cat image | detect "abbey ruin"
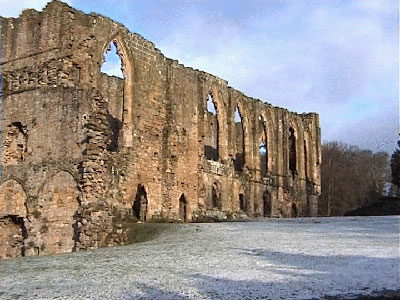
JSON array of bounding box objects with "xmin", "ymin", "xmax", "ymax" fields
[{"xmin": 0, "ymin": 1, "xmax": 321, "ymax": 259}]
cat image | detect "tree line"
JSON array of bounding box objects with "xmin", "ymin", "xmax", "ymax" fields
[
  {"xmin": 390, "ymin": 140, "xmax": 400, "ymax": 189},
  {"xmin": 318, "ymin": 141, "xmax": 390, "ymax": 216}
]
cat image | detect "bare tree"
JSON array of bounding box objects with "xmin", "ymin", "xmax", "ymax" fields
[{"xmin": 319, "ymin": 142, "xmax": 390, "ymax": 216}]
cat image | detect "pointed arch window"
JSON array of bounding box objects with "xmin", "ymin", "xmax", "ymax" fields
[
  {"xmin": 99, "ymin": 38, "xmax": 133, "ymax": 147},
  {"xmin": 304, "ymin": 140, "xmax": 308, "ymax": 181},
  {"xmin": 233, "ymin": 105, "xmax": 244, "ymax": 172},
  {"xmin": 204, "ymin": 93, "xmax": 219, "ymax": 160},
  {"xmin": 258, "ymin": 115, "xmax": 269, "ymax": 177},
  {"xmin": 259, "ymin": 141, "xmax": 267, "ymax": 176},
  {"xmin": 100, "ymin": 41, "xmax": 123, "ymax": 78},
  {"xmin": 289, "ymin": 127, "xmax": 297, "ymax": 178}
]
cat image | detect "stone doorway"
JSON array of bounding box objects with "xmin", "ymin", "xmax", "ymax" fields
[
  {"xmin": 33, "ymin": 171, "xmax": 80, "ymax": 256},
  {"xmin": 179, "ymin": 194, "xmax": 187, "ymax": 222},
  {"xmin": 291, "ymin": 203, "xmax": 298, "ymax": 218},
  {"xmin": 239, "ymin": 193, "xmax": 245, "ymax": 211},
  {"xmin": 133, "ymin": 185, "xmax": 148, "ymax": 222},
  {"xmin": 263, "ymin": 191, "xmax": 271, "ymax": 217},
  {"xmin": 212, "ymin": 183, "xmax": 221, "ymax": 209}
]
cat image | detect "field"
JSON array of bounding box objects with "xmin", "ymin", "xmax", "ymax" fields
[{"xmin": 1, "ymin": 216, "xmax": 399, "ymax": 300}]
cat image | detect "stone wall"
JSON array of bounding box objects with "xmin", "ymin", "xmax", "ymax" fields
[{"xmin": 0, "ymin": 0, "xmax": 321, "ymax": 259}]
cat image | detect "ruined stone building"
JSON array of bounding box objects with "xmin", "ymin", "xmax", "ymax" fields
[{"xmin": 0, "ymin": 1, "xmax": 321, "ymax": 259}]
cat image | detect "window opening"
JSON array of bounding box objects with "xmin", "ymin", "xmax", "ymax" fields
[
  {"xmin": 100, "ymin": 41, "xmax": 123, "ymax": 78},
  {"xmin": 304, "ymin": 142, "xmax": 308, "ymax": 181},
  {"xmin": 259, "ymin": 116, "xmax": 269, "ymax": 176},
  {"xmin": 259, "ymin": 141, "xmax": 267, "ymax": 177},
  {"xmin": 234, "ymin": 106, "xmax": 244, "ymax": 172},
  {"xmin": 289, "ymin": 127, "xmax": 296, "ymax": 179},
  {"xmin": 204, "ymin": 93, "xmax": 219, "ymax": 160},
  {"xmin": 206, "ymin": 94, "xmax": 216, "ymax": 115}
]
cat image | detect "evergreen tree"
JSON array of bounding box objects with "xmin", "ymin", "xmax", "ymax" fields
[{"xmin": 390, "ymin": 139, "xmax": 400, "ymax": 187}]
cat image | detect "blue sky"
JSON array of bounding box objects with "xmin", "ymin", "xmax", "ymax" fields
[{"xmin": 1, "ymin": 0, "xmax": 398, "ymax": 154}]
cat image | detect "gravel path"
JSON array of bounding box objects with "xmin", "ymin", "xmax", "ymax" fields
[{"xmin": 1, "ymin": 216, "xmax": 399, "ymax": 300}]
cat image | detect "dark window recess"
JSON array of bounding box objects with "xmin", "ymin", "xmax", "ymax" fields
[
  {"xmin": 263, "ymin": 191, "xmax": 271, "ymax": 217},
  {"xmin": 289, "ymin": 127, "xmax": 296, "ymax": 178},
  {"xmin": 234, "ymin": 153, "xmax": 244, "ymax": 172},
  {"xmin": 304, "ymin": 142, "xmax": 308, "ymax": 181},
  {"xmin": 204, "ymin": 145, "xmax": 218, "ymax": 161},
  {"xmin": 239, "ymin": 193, "xmax": 245, "ymax": 211},
  {"xmin": 179, "ymin": 194, "xmax": 187, "ymax": 222},
  {"xmin": 291, "ymin": 203, "xmax": 298, "ymax": 218}
]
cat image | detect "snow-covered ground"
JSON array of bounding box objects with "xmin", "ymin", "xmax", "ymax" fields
[{"xmin": 1, "ymin": 216, "xmax": 399, "ymax": 300}]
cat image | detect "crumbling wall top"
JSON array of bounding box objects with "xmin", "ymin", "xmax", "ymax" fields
[{"xmin": 1, "ymin": 0, "xmax": 319, "ymax": 119}]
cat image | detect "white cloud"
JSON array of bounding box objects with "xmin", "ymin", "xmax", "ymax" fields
[
  {"xmin": 101, "ymin": 61, "xmax": 123, "ymax": 78},
  {"xmin": 0, "ymin": 0, "xmax": 71, "ymax": 17},
  {"xmin": 1, "ymin": 0, "xmax": 396, "ymax": 153},
  {"xmin": 324, "ymin": 104, "xmax": 398, "ymax": 154},
  {"xmin": 154, "ymin": 0, "xmax": 397, "ymax": 152}
]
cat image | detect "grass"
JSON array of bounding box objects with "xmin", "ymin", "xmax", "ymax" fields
[{"xmin": 118, "ymin": 215, "xmax": 178, "ymax": 244}]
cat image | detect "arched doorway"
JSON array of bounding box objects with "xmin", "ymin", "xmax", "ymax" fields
[
  {"xmin": 239, "ymin": 193, "xmax": 245, "ymax": 211},
  {"xmin": 211, "ymin": 183, "xmax": 221, "ymax": 209},
  {"xmin": 133, "ymin": 185, "xmax": 147, "ymax": 222},
  {"xmin": 291, "ymin": 203, "xmax": 298, "ymax": 218},
  {"xmin": 179, "ymin": 194, "xmax": 187, "ymax": 222},
  {"xmin": 263, "ymin": 191, "xmax": 271, "ymax": 217},
  {"xmin": 238, "ymin": 186, "xmax": 246, "ymax": 212},
  {"xmin": 35, "ymin": 171, "xmax": 80, "ymax": 255}
]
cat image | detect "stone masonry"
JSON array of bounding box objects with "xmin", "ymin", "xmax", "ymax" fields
[{"xmin": 0, "ymin": 1, "xmax": 321, "ymax": 258}]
